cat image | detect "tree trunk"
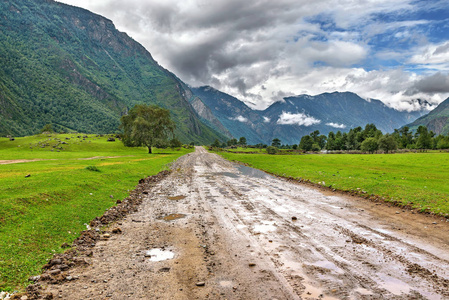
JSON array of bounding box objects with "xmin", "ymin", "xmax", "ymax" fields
[{"xmin": 148, "ymin": 146, "xmax": 152, "ymax": 154}]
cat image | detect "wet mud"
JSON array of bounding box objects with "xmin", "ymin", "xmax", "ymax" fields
[{"xmin": 29, "ymin": 147, "xmax": 449, "ymax": 299}]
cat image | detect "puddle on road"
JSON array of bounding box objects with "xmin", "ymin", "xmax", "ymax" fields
[
  {"xmin": 168, "ymin": 195, "xmax": 186, "ymax": 201},
  {"xmin": 354, "ymin": 288, "xmax": 373, "ymax": 296},
  {"xmin": 307, "ymin": 260, "xmax": 344, "ymax": 274},
  {"xmin": 253, "ymin": 221, "xmax": 277, "ymax": 234},
  {"xmin": 145, "ymin": 248, "xmax": 175, "ymax": 262},
  {"xmin": 237, "ymin": 164, "xmax": 274, "ymax": 179},
  {"xmin": 212, "ymin": 165, "xmax": 274, "ymax": 180},
  {"xmin": 377, "ymin": 273, "xmax": 411, "ymax": 295},
  {"xmin": 215, "ymin": 172, "xmax": 239, "ymax": 178},
  {"xmin": 161, "ymin": 214, "xmax": 186, "ymax": 221}
]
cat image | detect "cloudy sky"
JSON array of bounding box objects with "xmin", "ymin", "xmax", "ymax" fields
[{"xmin": 57, "ymin": 0, "xmax": 449, "ymax": 111}]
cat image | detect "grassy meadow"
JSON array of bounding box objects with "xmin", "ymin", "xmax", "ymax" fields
[
  {"xmin": 0, "ymin": 134, "xmax": 192, "ymax": 291},
  {"xmin": 215, "ymin": 148, "xmax": 449, "ymax": 216}
]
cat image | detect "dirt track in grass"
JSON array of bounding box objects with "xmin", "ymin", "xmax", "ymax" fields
[{"xmin": 37, "ymin": 146, "xmax": 449, "ymax": 299}]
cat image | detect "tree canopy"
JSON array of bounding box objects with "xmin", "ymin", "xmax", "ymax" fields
[{"xmin": 120, "ymin": 104, "xmax": 175, "ymax": 153}]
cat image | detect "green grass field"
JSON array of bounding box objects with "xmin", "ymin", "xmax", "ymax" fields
[
  {"xmin": 215, "ymin": 149, "xmax": 449, "ymax": 216},
  {"xmin": 0, "ymin": 134, "xmax": 192, "ymax": 291}
]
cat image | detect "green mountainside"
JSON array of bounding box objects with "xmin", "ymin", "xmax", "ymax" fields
[
  {"xmin": 0, "ymin": 0, "xmax": 223, "ymax": 143},
  {"xmin": 406, "ymin": 97, "xmax": 449, "ymax": 135}
]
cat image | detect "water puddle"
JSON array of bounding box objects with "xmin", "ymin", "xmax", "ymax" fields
[
  {"xmin": 253, "ymin": 221, "xmax": 277, "ymax": 233},
  {"xmin": 161, "ymin": 214, "xmax": 186, "ymax": 221},
  {"xmin": 168, "ymin": 195, "xmax": 186, "ymax": 200},
  {"xmin": 308, "ymin": 260, "xmax": 344, "ymax": 274},
  {"xmin": 215, "ymin": 172, "xmax": 239, "ymax": 178},
  {"xmin": 377, "ymin": 273, "xmax": 411, "ymax": 295},
  {"xmin": 354, "ymin": 288, "xmax": 373, "ymax": 296},
  {"xmin": 237, "ymin": 164, "xmax": 274, "ymax": 179},
  {"xmin": 145, "ymin": 248, "xmax": 175, "ymax": 262}
]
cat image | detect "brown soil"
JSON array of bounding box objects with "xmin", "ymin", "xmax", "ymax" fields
[{"xmin": 19, "ymin": 147, "xmax": 449, "ymax": 299}]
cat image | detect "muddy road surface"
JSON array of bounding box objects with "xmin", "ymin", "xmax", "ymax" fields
[{"xmin": 44, "ymin": 147, "xmax": 449, "ymax": 299}]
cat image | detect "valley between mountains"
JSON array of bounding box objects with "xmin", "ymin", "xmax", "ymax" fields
[{"xmin": 37, "ymin": 147, "xmax": 449, "ymax": 299}]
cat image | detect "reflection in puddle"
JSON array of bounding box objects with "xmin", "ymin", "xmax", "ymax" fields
[
  {"xmin": 145, "ymin": 248, "xmax": 175, "ymax": 262},
  {"xmin": 237, "ymin": 165, "xmax": 274, "ymax": 179},
  {"xmin": 214, "ymin": 172, "xmax": 239, "ymax": 178},
  {"xmin": 161, "ymin": 214, "xmax": 186, "ymax": 221},
  {"xmin": 354, "ymin": 288, "xmax": 373, "ymax": 296},
  {"xmin": 308, "ymin": 260, "xmax": 344, "ymax": 274},
  {"xmin": 377, "ymin": 273, "xmax": 411, "ymax": 295},
  {"xmin": 253, "ymin": 221, "xmax": 277, "ymax": 233}
]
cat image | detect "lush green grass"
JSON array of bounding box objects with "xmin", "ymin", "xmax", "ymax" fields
[
  {"xmin": 215, "ymin": 150, "xmax": 449, "ymax": 216},
  {"xmin": 0, "ymin": 134, "xmax": 192, "ymax": 291}
]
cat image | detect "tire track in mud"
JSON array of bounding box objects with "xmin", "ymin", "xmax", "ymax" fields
[{"xmin": 189, "ymin": 147, "xmax": 449, "ymax": 299}]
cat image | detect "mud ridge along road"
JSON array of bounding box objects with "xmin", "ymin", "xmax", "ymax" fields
[{"xmin": 43, "ymin": 147, "xmax": 449, "ymax": 299}]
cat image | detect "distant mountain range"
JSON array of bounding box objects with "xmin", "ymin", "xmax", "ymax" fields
[
  {"xmin": 406, "ymin": 97, "xmax": 449, "ymax": 135},
  {"xmin": 191, "ymin": 86, "xmax": 430, "ymax": 145},
  {"xmin": 0, "ymin": 0, "xmax": 224, "ymax": 143}
]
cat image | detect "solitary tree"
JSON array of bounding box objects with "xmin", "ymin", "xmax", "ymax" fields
[
  {"xmin": 120, "ymin": 104, "xmax": 175, "ymax": 154},
  {"xmin": 239, "ymin": 136, "xmax": 247, "ymax": 146},
  {"xmin": 40, "ymin": 123, "xmax": 53, "ymax": 133},
  {"xmin": 271, "ymin": 138, "xmax": 281, "ymax": 147}
]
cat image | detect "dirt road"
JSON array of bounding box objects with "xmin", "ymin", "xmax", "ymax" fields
[{"xmin": 44, "ymin": 147, "xmax": 449, "ymax": 299}]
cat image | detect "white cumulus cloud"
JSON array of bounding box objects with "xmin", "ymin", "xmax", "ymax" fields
[
  {"xmin": 263, "ymin": 116, "xmax": 271, "ymax": 123},
  {"xmin": 229, "ymin": 115, "xmax": 248, "ymax": 122},
  {"xmin": 326, "ymin": 122, "xmax": 346, "ymax": 129},
  {"xmin": 277, "ymin": 112, "xmax": 321, "ymax": 126}
]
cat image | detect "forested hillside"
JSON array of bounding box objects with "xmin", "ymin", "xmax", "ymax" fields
[{"xmin": 0, "ymin": 0, "xmax": 222, "ymax": 143}]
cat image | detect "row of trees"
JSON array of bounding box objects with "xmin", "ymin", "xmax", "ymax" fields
[
  {"xmin": 297, "ymin": 124, "xmax": 448, "ymax": 152},
  {"xmin": 212, "ymin": 124, "xmax": 449, "ymax": 154}
]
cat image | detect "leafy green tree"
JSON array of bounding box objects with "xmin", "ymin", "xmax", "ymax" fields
[
  {"xmin": 211, "ymin": 139, "xmax": 221, "ymax": 147},
  {"xmin": 326, "ymin": 131, "xmax": 336, "ymax": 150},
  {"xmin": 227, "ymin": 138, "xmax": 238, "ymax": 146},
  {"xmin": 271, "ymin": 138, "xmax": 281, "ymax": 147},
  {"xmin": 40, "ymin": 123, "xmax": 53, "ymax": 133},
  {"xmin": 239, "ymin": 136, "xmax": 247, "ymax": 146},
  {"xmin": 120, "ymin": 104, "xmax": 175, "ymax": 154},
  {"xmin": 415, "ymin": 126, "xmax": 432, "ymax": 151},
  {"xmin": 266, "ymin": 146, "xmax": 278, "ymax": 154},
  {"xmin": 436, "ymin": 136, "xmax": 449, "ymax": 149},
  {"xmin": 299, "ymin": 135, "xmax": 313, "ymax": 151},
  {"xmin": 378, "ymin": 134, "xmax": 397, "ymax": 154},
  {"xmin": 170, "ymin": 138, "xmax": 182, "ymax": 149},
  {"xmin": 310, "ymin": 130, "xmax": 320, "ymax": 142},
  {"xmin": 361, "ymin": 137, "xmax": 378, "ymax": 154},
  {"xmin": 311, "ymin": 143, "xmax": 321, "ymax": 151},
  {"xmin": 362, "ymin": 123, "xmax": 379, "ymax": 139},
  {"xmin": 317, "ymin": 135, "xmax": 327, "ymax": 149}
]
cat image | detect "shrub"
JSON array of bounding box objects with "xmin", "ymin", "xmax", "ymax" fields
[
  {"xmin": 266, "ymin": 146, "xmax": 278, "ymax": 154},
  {"xmin": 85, "ymin": 165, "xmax": 100, "ymax": 172}
]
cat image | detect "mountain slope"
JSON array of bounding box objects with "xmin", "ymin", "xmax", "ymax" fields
[
  {"xmin": 406, "ymin": 97, "xmax": 449, "ymax": 135},
  {"xmin": 0, "ymin": 0, "xmax": 223, "ymax": 143},
  {"xmin": 191, "ymin": 86, "xmax": 268, "ymax": 144},
  {"xmin": 192, "ymin": 88, "xmax": 428, "ymax": 145}
]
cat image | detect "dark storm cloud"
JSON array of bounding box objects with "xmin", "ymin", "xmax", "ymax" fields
[{"xmin": 406, "ymin": 73, "xmax": 449, "ymax": 95}]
